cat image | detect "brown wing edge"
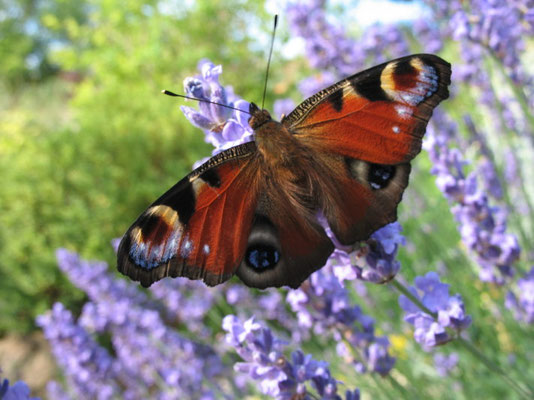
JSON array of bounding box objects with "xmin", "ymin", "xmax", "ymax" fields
[{"xmin": 117, "ymin": 236, "xmax": 234, "ymax": 287}]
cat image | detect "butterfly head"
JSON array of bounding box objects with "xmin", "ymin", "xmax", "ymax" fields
[{"xmin": 248, "ymin": 102, "xmax": 272, "ymax": 130}]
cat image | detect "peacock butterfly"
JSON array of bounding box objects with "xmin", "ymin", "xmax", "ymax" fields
[{"xmin": 117, "ymin": 53, "xmax": 451, "ymax": 289}]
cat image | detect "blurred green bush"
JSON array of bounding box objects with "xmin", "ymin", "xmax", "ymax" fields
[{"xmin": 0, "ymin": 0, "xmax": 274, "ymax": 334}]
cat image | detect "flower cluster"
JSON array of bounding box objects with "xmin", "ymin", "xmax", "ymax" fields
[
  {"xmin": 433, "ymin": 352, "xmax": 459, "ymax": 377},
  {"xmin": 0, "ymin": 376, "xmax": 39, "ymax": 400},
  {"xmin": 37, "ymin": 303, "xmax": 123, "ymax": 400},
  {"xmin": 286, "ymin": 0, "xmax": 409, "ymax": 78},
  {"xmin": 149, "ymin": 278, "xmax": 220, "ymax": 337},
  {"xmin": 399, "ymin": 272, "xmax": 472, "ymax": 349},
  {"xmin": 448, "ymin": 0, "xmax": 532, "ymax": 87},
  {"xmin": 505, "ymin": 267, "xmax": 534, "ymax": 324},
  {"xmin": 222, "ymin": 315, "xmax": 360, "ymax": 400},
  {"xmin": 287, "ymin": 267, "xmax": 395, "ymax": 376},
  {"xmin": 180, "ymin": 60, "xmax": 253, "ymax": 158},
  {"xmin": 425, "ymin": 112, "xmax": 520, "ymax": 284},
  {"xmin": 334, "ymin": 223, "xmax": 405, "ymax": 285},
  {"xmin": 40, "ymin": 249, "xmax": 224, "ymax": 399}
]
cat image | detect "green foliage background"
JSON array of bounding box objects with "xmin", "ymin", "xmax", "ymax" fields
[{"xmin": 0, "ymin": 0, "xmax": 277, "ymax": 334}]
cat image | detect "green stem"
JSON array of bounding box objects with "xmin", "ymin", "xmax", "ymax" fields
[
  {"xmin": 385, "ymin": 374, "xmax": 415, "ymax": 400},
  {"xmin": 481, "ymin": 58, "xmax": 534, "ymax": 246},
  {"xmin": 390, "ymin": 279, "xmax": 436, "ymax": 317},
  {"xmin": 456, "ymin": 337, "xmax": 533, "ymax": 400},
  {"xmin": 369, "ymin": 372, "xmax": 397, "ymax": 400},
  {"xmin": 487, "ymin": 51, "xmax": 534, "ymax": 134},
  {"xmin": 392, "ymin": 278, "xmax": 533, "ymax": 399}
]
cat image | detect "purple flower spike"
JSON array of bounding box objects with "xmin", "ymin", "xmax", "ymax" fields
[
  {"xmin": 287, "ymin": 0, "xmax": 410, "ymax": 84},
  {"xmin": 52, "ymin": 249, "xmax": 224, "ymax": 399},
  {"xmin": 222, "ymin": 315, "xmax": 361, "ymax": 399},
  {"xmin": 0, "ymin": 377, "xmax": 40, "ymax": 400},
  {"xmin": 36, "ymin": 303, "xmax": 121, "ymax": 400},
  {"xmin": 326, "ymin": 222, "xmax": 405, "ymax": 285},
  {"xmin": 45, "ymin": 381, "xmax": 71, "ymax": 400},
  {"xmin": 287, "ymin": 267, "xmax": 395, "ymax": 376},
  {"xmin": 399, "ymin": 272, "xmax": 472, "ymax": 349},
  {"xmin": 426, "ymin": 111, "xmax": 520, "ymax": 284},
  {"xmin": 180, "ymin": 59, "xmax": 253, "ymax": 155},
  {"xmin": 506, "ymin": 266, "xmax": 534, "ymax": 324}
]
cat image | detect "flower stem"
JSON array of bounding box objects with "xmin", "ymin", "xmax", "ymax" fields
[
  {"xmin": 456, "ymin": 336, "xmax": 533, "ymax": 399},
  {"xmin": 390, "ymin": 279, "xmax": 436, "ymax": 317},
  {"xmin": 488, "ymin": 51, "xmax": 534, "ymax": 134}
]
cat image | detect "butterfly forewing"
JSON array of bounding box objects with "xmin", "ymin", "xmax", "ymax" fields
[
  {"xmin": 117, "ymin": 142, "xmax": 260, "ymax": 287},
  {"xmin": 283, "ymin": 54, "xmax": 451, "ymax": 165}
]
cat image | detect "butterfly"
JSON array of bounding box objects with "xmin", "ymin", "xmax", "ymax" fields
[{"xmin": 117, "ymin": 54, "xmax": 451, "ymax": 289}]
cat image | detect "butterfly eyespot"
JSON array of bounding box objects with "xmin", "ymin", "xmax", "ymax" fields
[
  {"xmin": 368, "ymin": 164, "xmax": 396, "ymax": 190},
  {"xmin": 245, "ymin": 244, "xmax": 280, "ymax": 271}
]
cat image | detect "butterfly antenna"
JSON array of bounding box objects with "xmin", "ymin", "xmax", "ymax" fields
[
  {"xmin": 162, "ymin": 90, "xmax": 251, "ymax": 115},
  {"xmin": 261, "ymin": 14, "xmax": 278, "ymax": 110}
]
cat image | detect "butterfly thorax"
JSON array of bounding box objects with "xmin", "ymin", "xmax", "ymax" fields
[
  {"xmin": 248, "ymin": 103, "xmax": 326, "ymax": 230},
  {"xmin": 249, "ymin": 103, "xmax": 300, "ymax": 165}
]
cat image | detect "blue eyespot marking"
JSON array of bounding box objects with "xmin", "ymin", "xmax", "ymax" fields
[{"xmin": 246, "ymin": 245, "xmax": 280, "ymax": 271}]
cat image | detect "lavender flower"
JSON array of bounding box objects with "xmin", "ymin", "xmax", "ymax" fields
[
  {"xmin": 286, "ymin": 267, "xmax": 395, "ymax": 376},
  {"xmin": 399, "ymin": 272, "xmax": 472, "ymax": 349},
  {"xmin": 447, "ymin": 0, "xmax": 532, "ymax": 85},
  {"xmin": 273, "ymin": 98, "xmax": 296, "ymax": 120},
  {"xmin": 425, "ymin": 111, "xmax": 520, "ymax": 284},
  {"xmin": 425, "ymin": 0, "xmax": 533, "ymax": 137},
  {"xmin": 287, "ymin": 0, "xmax": 411, "ymax": 81},
  {"xmin": 149, "ymin": 278, "xmax": 220, "ymax": 337},
  {"xmin": 222, "ymin": 315, "xmax": 360, "ymax": 399},
  {"xmin": 505, "ymin": 266, "xmax": 534, "ymax": 324},
  {"xmin": 180, "ymin": 60, "xmax": 253, "ymax": 157},
  {"xmin": 44, "ymin": 382, "xmax": 71, "ymax": 400},
  {"xmin": 36, "ymin": 303, "xmax": 122, "ymax": 400},
  {"xmin": 319, "ymin": 210, "xmax": 404, "ymax": 285},
  {"xmin": 0, "ymin": 377, "xmax": 39, "ymax": 400},
  {"xmin": 49, "ymin": 249, "xmax": 225, "ymax": 399},
  {"xmin": 433, "ymin": 352, "xmax": 459, "ymax": 377}
]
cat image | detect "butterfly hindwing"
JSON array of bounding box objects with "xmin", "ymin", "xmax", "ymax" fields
[
  {"xmin": 117, "ymin": 142, "xmax": 260, "ymax": 287},
  {"xmin": 322, "ymin": 155, "xmax": 412, "ymax": 245},
  {"xmin": 283, "ymin": 54, "xmax": 451, "ymax": 165},
  {"xmin": 236, "ymin": 192, "xmax": 334, "ymax": 289}
]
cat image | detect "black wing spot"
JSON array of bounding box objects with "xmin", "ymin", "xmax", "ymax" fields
[
  {"xmin": 164, "ymin": 180, "xmax": 196, "ymax": 225},
  {"xmin": 200, "ymin": 169, "xmax": 221, "ymax": 188},
  {"xmin": 351, "ymin": 64, "xmax": 389, "ymax": 102},
  {"xmin": 394, "ymin": 59, "xmax": 417, "ymax": 76},
  {"xmin": 328, "ymin": 89, "xmax": 344, "ymax": 112},
  {"xmin": 369, "ymin": 164, "xmax": 396, "ymax": 190}
]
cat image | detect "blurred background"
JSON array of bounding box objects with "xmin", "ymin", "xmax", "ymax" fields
[{"xmin": 1, "ymin": 0, "xmax": 533, "ymax": 399}]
